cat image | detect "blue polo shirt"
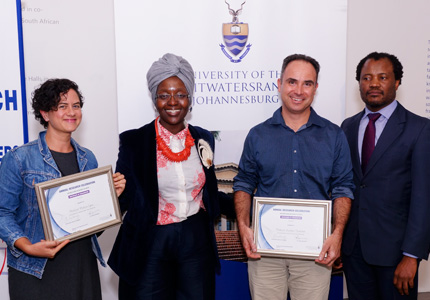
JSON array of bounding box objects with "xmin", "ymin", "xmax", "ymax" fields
[{"xmin": 233, "ymin": 107, "xmax": 354, "ymax": 201}]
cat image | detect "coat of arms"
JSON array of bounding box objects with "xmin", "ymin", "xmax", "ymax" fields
[{"xmin": 220, "ymin": 1, "xmax": 251, "ymax": 63}]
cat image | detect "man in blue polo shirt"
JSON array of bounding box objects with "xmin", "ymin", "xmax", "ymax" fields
[{"xmin": 233, "ymin": 54, "xmax": 354, "ymax": 300}]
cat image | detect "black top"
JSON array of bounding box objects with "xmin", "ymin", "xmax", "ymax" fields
[{"xmin": 50, "ymin": 149, "xmax": 79, "ymax": 175}]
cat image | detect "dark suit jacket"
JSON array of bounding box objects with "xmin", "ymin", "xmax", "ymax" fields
[
  {"xmin": 341, "ymin": 103, "xmax": 430, "ymax": 266},
  {"xmin": 108, "ymin": 121, "xmax": 223, "ymax": 284}
]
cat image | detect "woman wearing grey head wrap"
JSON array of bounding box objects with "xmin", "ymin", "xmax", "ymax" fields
[
  {"xmin": 109, "ymin": 53, "xmax": 234, "ymax": 300},
  {"xmin": 147, "ymin": 53, "xmax": 195, "ymax": 107}
]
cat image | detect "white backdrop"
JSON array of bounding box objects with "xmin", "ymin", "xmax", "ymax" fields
[{"xmin": 115, "ymin": 0, "xmax": 348, "ymax": 165}]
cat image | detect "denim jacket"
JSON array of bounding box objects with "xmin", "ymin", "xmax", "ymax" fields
[{"xmin": 0, "ymin": 131, "xmax": 105, "ymax": 279}]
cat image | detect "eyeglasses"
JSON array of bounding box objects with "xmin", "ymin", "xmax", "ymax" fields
[
  {"xmin": 56, "ymin": 103, "xmax": 82, "ymax": 110},
  {"xmin": 156, "ymin": 94, "xmax": 190, "ymax": 101}
]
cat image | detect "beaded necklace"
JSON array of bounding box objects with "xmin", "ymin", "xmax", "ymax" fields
[{"xmin": 155, "ymin": 117, "xmax": 195, "ymax": 162}]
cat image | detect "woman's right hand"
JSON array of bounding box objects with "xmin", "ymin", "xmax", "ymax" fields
[
  {"xmin": 112, "ymin": 172, "xmax": 126, "ymax": 197},
  {"xmin": 14, "ymin": 237, "xmax": 70, "ymax": 259}
]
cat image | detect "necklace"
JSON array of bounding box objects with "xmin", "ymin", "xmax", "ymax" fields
[{"xmin": 155, "ymin": 117, "xmax": 195, "ymax": 162}]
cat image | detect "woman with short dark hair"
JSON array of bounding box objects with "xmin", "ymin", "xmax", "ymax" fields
[{"xmin": 0, "ymin": 78, "xmax": 125, "ymax": 300}]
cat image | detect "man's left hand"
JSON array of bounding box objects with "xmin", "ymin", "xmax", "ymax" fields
[
  {"xmin": 393, "ymin": 256, "xmax": 417, "ymax": 296},
  {"xmin": 315, "ymin": 232, "xmax": 341, "ymax": 266}
]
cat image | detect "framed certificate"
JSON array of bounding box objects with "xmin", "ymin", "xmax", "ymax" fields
[
  {"xmin": 35, "ymin": 165, "xmax": 122, "ymax": 242},
  {"xmin": 252, "ymin": 197, "xmax": 332, "ymax": 259}
]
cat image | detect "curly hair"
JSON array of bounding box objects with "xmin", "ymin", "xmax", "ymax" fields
[
  {"xmin": 32, "ymin": 79, "xmax": 84, "ymax": 128},
  {"xmin": 355, "ymin": 52, "xmax": 403, "ymax": 85},
  {"xmin": 281, "ymin": 54, "xmax": 320, "ymax": 82}
]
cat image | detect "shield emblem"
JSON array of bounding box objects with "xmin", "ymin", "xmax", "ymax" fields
[{"xmin": 222, "ymin": 23, "xmax": 249, "ymax": 57}]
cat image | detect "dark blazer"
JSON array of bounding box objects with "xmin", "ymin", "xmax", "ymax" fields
[
  {"xmin": 341, "ymin": 103, "xmax": 430, "ymax": 266},
  {"xmin": 108, "ymin": 121, "xmax": 222, "ymax": 285}
]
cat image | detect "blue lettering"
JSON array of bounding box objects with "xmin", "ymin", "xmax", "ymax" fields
[
  {"xmin": 230, "ymin": 96, "xmax": 238, "ymax": 104},
  {"xmin": 239, "ymin": 95, "xmax": 249, "ymax": 104},
  {"xmin": 233, "ymin": 83, "xmax": 240, "ymax": 92},
  {"xmin": 0, "ymin": 90, "xmax": 18, "ymax": 110},
  {"xmin": 0, "ymin": 145, "xmax": 18, "ymax": 161},
  {"xmin": 206, "ymin": 83, "xmax": 218, "ymax": 92},
  {"xmin": 192, "ymin": 94, "xmax": 278, "ymax": 105}
]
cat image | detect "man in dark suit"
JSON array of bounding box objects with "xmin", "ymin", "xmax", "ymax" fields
[{"xmin": 341, "ymin": 51, "xmax": 430, "ymax": 300}]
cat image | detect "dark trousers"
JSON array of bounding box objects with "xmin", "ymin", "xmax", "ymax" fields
[
  {"xmin": 119, "ymin": 210, "xmax": 215, "ymax": 300},
  {"xmin": 343, "ymin": 237, "xmax": 419, "ymax": 300}
]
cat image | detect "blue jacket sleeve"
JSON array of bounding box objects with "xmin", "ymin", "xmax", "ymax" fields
[
  {"xmin": 401, "ymin": 121, "xmax": 430, "ymax": 258},
  {"xmin": 0, "ymin": 151, "xmax": 26, "ymax": 257}
]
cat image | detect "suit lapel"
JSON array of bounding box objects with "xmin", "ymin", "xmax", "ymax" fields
[
  {"xmin": 141, "ymin": 121, "xmax": 159, "ymax": 219},
  {"xmin": 364, "ymin": 104, "xmax": 406, "ymax": 176}
]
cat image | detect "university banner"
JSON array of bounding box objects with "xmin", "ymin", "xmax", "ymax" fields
[
  {"xmin": 0, "ymin": 0, "xmax": 27, "ymax": 295},
  {"xmin": 0, "ymin": 0, "xmax": 27, "ymax": 162},
  {"xmin": 115, "ymin": 0, "xmax": 348, "ymax": 165}
]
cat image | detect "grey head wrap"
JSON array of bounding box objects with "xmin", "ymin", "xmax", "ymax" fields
[{"xmin": 146, "ymin": 53, "xmax": 195, "ymax": 105}]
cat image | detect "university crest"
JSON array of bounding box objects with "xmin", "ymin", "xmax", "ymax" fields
[{"xmin": 220, "ymin": 1, "xmax": 252, "ymax": 63}]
